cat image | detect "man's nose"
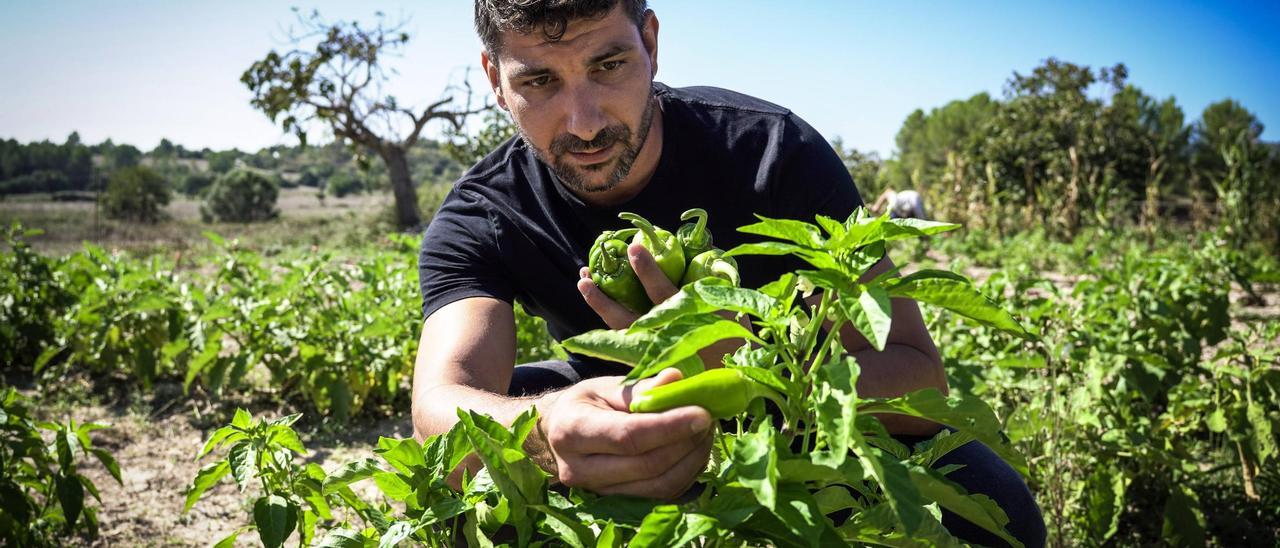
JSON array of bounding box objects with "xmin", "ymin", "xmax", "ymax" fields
[{"xmin": 563, "ymin": 84, "xmax": 608, "ymax": 143}]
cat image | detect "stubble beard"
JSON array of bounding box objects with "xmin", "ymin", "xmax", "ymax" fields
[{"xmin": 521, "ymin": 86, "xmax": 656, "ymax": 195}]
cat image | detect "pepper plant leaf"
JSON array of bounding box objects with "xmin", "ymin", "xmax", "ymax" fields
[
  {"xmin": 908, "ymin": 466, "xmax": 1022, "ymax": 548},
  {"xmin": 738, "ymin": 216, "xmax": 826, "ymax": 248},
  {"xmin": 561, "ymin": 329, "xmax": 657, "ymax": 367},
  {"xmin": 886, "ymin": 272, "xmax": 1030, "ymax": 338},
  {"xmin": 858, "ymin": 388, "xmax": 1028, "ymax": 474}
]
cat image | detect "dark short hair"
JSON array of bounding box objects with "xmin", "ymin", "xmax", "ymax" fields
[{"xmin": 475, "ymin": 0, "xmax": 648, "ymax": 60}]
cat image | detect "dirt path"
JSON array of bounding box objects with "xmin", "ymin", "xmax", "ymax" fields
[{"xmin": 51, "ymin": 391, "xmax": 414, "ymax": 547}]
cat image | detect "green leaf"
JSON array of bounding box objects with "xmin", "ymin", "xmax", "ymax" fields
[
  {"xmin": 910, "ymin": 429, "xmax": 976, "ymax": 469},
  {"xmin": 561, "ymin": 329, "xmax": 657, "ymax": 367},
  {"xmin": 723, "ymin": 241, "xmax": 809, "ymax": 259},
  {"xmin": 641, "ymin": 318, "xmax": 755, "ymax": 373},
  {"xmin": 812, "ymin": 355, "xmax": 860, "ymax": 469},
  {"xmin": 379, "ymin": 520, "xmax": 422, "ymax": 548},
  {"xmin": 849, "ymin": 286, "xmax": 892, "ymax": 351},
  {"xmin": 858, "ymin": 389, "xmax": 1028, "ymax": 475},
  {"xmin": 855, "ymin": 442, "xmax": 929, "ymax": 535},
  {"xmin": 254, "ymin": 495, "xmax": 296, "ymax": 548},
  {"xmin": 737, "ymin": 216, "xmax": 826, "ymax": 247},
  {"xmin": 695, "ymin": 283, "xmax": 780, "ymax": 320},
  {"xmin": 184, "ymin": 460, "xmax": 230, "ymax": 512},
  {"xmin": 1162, "ymin": 484, "xmax": 1206, "ymax": 547},
  {"xmin": 373, "ymin": 472, "xmax": 412, "ymax": 502},
  {"xmin": 313, "ymin": 527, "xmax": 365, "ymax": 548},
  {"xmin": 267, "ymin": 425, "xmax": 306, "ymax": 454},
  {"xmin": 376, "ymin": 437, "xmax": 427, "ymax": 476},
  {"xmin": 1082, "ymin": 465, "xmax": 1126, "ymax": 544},
  {"xmin": 1248, "ymin": 402, "xmax": 1275, "ymax": 464},
  {"xmin": 886, "ymin": 274, "xmax": 1030, "ymax": 338},
  {"xmin": 909, "ymin": 466, "xmax": 1022, "ymax": 548},
  {"xmin": 57, "ymin": 473, "xmax": 85, "ymax": 531},
  {"xmin": 197, "ymin": 425, "xmax": 242, "ymax": 460},
  {"xmin": 631, "ymin": 283, "xmax": 718, "ymax": 331},
  {"xmin": 734, "ymin": 423, "xmax": 780, "ymax": 511},
  {"xmin": 596, "ymin": 521, "xmax": 621, "ymax": 548},
  {"xmin": 880, "ymin": 218, "xmax": 962, "ymax": 240},
  {"xmin": 212, "ymin": 526, "xmax": 252, "ymax": 548},
  {"xmin": 91, "ymin": 448, "xmax": 123, "ymax": 485},
  {"xmin": 228, "ymin": 441, "xmax": 257, "ymax": 491},
  {"xmin": 323, "ymin": 458, "xmax": 382, "ymax": 495},
  {"xmin": 630, "ymin": 505, "xmax": 681, "ymax": 548},
  {"xmin": 231, "ymin": 408, "xmax": 253, "ymax": 429}
]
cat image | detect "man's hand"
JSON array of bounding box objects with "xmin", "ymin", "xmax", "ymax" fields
[
  {"xmin": 578, "ymin": 243, "xmax": 677, "ymax": 329},
  {"xmin": 540, "ymin": 368, "xmax": 714, "ymax": 499}
]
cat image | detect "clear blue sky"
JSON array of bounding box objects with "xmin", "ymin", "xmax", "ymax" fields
[{"xmin": 2, "ymin": 0, "xmax": 1277, "ymax": 157}]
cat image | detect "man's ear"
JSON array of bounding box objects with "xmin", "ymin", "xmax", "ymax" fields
[
  {"xmin": 481, "ymin": 50, "xmax": 507, "ymax": 110},
  {"xmin": 641, "ymin": 9, "xmax": 659, "ymax": 77}
]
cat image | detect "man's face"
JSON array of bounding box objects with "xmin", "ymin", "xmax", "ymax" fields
[{"xmin": 483, "ymin": 5, "xmax": 659, "ymax": 195}]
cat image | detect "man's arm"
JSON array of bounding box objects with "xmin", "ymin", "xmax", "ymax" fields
[
  {"xmin": 813, "ymin": 255, "xmax": 947, "ymax": 436},
  {"xmin": 410, "ymin": 296, "xmax": 714, "ymax": 499}
]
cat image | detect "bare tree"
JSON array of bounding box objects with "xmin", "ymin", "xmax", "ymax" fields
[{"xmin": 241, "ymin": 9, "xmax": 484, "ymax": 229}]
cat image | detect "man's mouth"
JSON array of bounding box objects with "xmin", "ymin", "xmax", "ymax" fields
[{"xmin": 567, "ymin": 142, "xmax": 615, "ymax": 165}]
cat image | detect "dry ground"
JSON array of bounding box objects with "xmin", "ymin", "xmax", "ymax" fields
[
  {"xmin": 39, "ymin": 384, "xmax": 414, "ymax": 547},
  {"xmin": 0, "ymin": 188, "xmax": 395, "ymax": 255}
]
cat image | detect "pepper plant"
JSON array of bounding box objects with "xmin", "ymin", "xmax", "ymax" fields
[
  {"xmin": 0, "ymin": 388, "xmax": 122, "ymax": 546},
  {"xmin": 560, "ymin": 207, "xmax": 1036, "ymax": 545}
]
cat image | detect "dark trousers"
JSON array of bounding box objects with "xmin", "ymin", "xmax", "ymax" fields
[{"xmin": 508, "ymin": 360, "xmax": 1047, "ymax": 548}]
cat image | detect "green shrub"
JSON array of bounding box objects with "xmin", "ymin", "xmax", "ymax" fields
[
  {"xmin": 178, "ymin": 171, "xmax": 215, "ymax": 196},
  {"xmin": 201, "ymin": 169, "xmax": 279, "ymax": 223},
  {"xmin": 323, "ymin": 171, "xmax": 363, "ymax": 198},
  {"xmin": 101, "ymin": 165, "xmax": 170, "ymax": 223}
]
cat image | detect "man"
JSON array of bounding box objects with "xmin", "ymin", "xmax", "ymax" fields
[
  {"xmin": 872, "ymin": 187, "xmax": 930, "ymax": 219},
  {"xmin": 414, "ymin": 1, "xmax": 1043, "ymax": 545}
]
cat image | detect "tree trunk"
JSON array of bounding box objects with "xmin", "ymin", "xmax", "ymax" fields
[{"xmin": 380, "ymin": 145, "xmax": 422, "ymax": 229}]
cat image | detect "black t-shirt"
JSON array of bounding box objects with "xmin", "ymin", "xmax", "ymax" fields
[{"xmin": 418, "ymin": 82, "xmax": 863, "ymax": 364}]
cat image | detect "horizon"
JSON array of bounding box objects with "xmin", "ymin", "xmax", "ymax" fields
[{"xmin": 2, "ymin": 1, "xmax": 1278, "ymax": 158}]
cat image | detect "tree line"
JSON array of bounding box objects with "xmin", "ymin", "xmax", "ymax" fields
[{"xmin": 837, "ymin": 58, "xmax": 1280, "ymax": 250}]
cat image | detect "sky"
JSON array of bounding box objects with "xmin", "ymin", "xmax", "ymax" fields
[{"xmin": 1, "ymin": 0, "xmax": 1278, "ymax": 157}]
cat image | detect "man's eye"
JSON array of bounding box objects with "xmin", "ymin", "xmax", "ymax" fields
[
  {"xmin": 600, "ymin": 60, "xmax": 625, "ymax": 71},
  {"xmin": 525, "ymin": 75, "xmax": 552, "ymax": 88}
]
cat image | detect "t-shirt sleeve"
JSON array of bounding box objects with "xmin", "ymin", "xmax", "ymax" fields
[
  {"xmin": 771, "ymin": 113, "xmax": 864, "ymax": 223},
  {"xmin": 418, "ymin": 188, "xmax": 515, "ymax": 320}
]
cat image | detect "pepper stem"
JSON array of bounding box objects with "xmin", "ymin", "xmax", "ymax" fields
[
  {"xmin": 619, "ymin": 212, "xmax": 669, "ymax": 254},
  {"xmin": 679, "ymin": 208, "xmax": 711, "ymax": 251}
]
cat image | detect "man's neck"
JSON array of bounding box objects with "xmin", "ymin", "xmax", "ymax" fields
[{"xmin": 573, "ymin": 98, "xmax": 664, "ymax": 208}]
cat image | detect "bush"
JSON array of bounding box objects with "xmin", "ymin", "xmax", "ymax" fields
[
  {"xmin": 101, "ymin": 165, "xmax": 170, "ymax": 223},
  {"xmin": 201, "ymin": 169, "xmax": 279, "ymax": 222},
  {"xmin": 324, "ymin": 171, "xmax": 363, "ymax": 197},
  {"xmin": 178, "ymin": 171, "xmax": 215, "ymax": 196}
]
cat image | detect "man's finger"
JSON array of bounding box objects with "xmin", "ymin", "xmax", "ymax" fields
[
  {"xmin": 558, "ymin": 403, "xmax": 711, "ymax": 455},
  {"xmin": 560, "ymin": 429, "xmax": 705, "ymax": 487},
  {"xmin": 628, "ymin": 244, "xmax": 679, "ymax": 304},
  {"xmin": 577, "ymin": 276, "xmax": 638, "ymax": 330},
  {"xmin": 592, "ymin": 427, "xmax": 714, "ymax": 499}
]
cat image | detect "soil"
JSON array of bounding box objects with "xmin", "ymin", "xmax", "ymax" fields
[{"xmin": 35, "ymin": 384, "xmax": 415, "ymax": 547}]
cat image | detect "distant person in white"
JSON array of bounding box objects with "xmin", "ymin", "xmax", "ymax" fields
[{"xmin": 872, "ymin": 188, "xmax": 928, "ymax": 220}]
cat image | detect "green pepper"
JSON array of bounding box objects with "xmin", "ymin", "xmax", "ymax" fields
[
  {"xmin": 676, "ymin": 208, "xmax": 714, "ymax": 258},
  {"xmin": 629, "ymin": 367, "xmax": 783, "ymax": 419},
  {"xmin": 589, "ymin": 227, "xmax": 652, "ymax": 314},
  {"xmin": 679, "ymin": 249, "xmax": 741, "ymax": 287},
  {"xmin": 618, "ymin": 212, "xmax": 686, "ymax": 286}
]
